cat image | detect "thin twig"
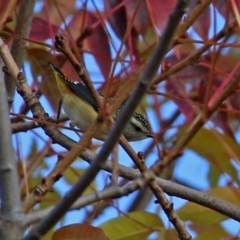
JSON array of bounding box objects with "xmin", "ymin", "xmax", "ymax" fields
[
  {"xmin": 176, "ymin": 0, "xmax": 212, "ymax": 37},
  {"xmin": 11, "ymin": 114, "xmax": 68, "ymax": 133},
  {"xmin": 22, "ymin": 1, "xmax": 191, "ymax": 240},
  {"xmin": 54, "ymin": 35, "xmax": 103, "ymax": 110},
  {"xmin": 153, "ymin": 22, "xmax": 235, "ymax": 84},
  {"xmin": 24, "ymin": 158, "xmax": 240, "ymax": 225},
  {"xmin": 5, "ymin": 0, "xmax": 36, "ymax": 104},
  {"xmin": 120, "ymin": 138, "xmax": 189, "ymax": 240},
  {"xmin": 24, "ymin": 170, "xmax": 155, "ymax": 226},
  {"xmin": 154, "ymin": 62, "xmax": 240, "ymax": 173}
]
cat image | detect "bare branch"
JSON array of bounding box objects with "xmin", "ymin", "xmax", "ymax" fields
[
  {"xmin": 24, "ymin": 159, "xmax": 240, "ymax": 225},
  {"xmin": 24, "ymin": 170, "xmax": 155, "ymax": 226},
  {"xmin": 120, "ymin": 138, "xmax": 190, "ymax": 240},
  {"xmin": 176, "ymin": 0, "xmax": 212, "ymax": 37},
  {"xmin": 93, "ymin": 157, "xmax": 240, "ymax": 223},
  {"xmin": 11, "ymin": 114, "xmax": 68, "ymax": 133},
  {"xmin": 5, "ymin": 0, "xmax": 36, "ymax": 104},
  {"xmin": 0, "ymin": 59, "xmax": 23, "ymax": 239}
]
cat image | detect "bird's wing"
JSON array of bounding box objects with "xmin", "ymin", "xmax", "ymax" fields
[
  {"xmin": 65, "ymin": 80, "xmax": 99, "ymax": 112},
  {"xmin": 49, "ymin": 62, "xmax": 99, "ymax": 112}
]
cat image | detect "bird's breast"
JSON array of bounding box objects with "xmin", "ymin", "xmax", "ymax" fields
[
  {"xmin": 62, "ymin": 94, "xmax": 121, "ymax": 139},
  {"xmin": 62, "ymin": 93, "xmax": 98, "ymax": 131}
]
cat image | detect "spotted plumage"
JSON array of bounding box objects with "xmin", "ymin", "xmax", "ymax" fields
[{"xmin": 49, "ymin": 62, "xmax": 153, "ymax": 141}]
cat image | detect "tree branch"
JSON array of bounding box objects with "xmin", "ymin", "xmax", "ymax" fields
[
  {"xmin": 24, "ymin": 159, "xmax": 240, "ymax": 225},
  {"xmin": 0, "ymin": 59, "xmax": 23, "ymax": 239},
  {"xmin": 154, "ymin": 60, "xmax": 240, "ymax": 173},
  {"xmin": 5, "ymin": 0, "xmax": 36, "ymax": 104},
  {"xmin": 22, "ymin": 1, "xmax": 191, "ymax": 240},
  {"xmin": 24, "ymin": 170, "xmax": 155, "ymax": 226}
]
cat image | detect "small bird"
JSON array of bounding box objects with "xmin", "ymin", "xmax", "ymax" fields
[{"xmin": 49, "ymin": 63, "xmax": 153, "ymax": 141}]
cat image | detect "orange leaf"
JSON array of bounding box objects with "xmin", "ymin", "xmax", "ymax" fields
[{"xmin": 52, "ymin": 223, "xmax": 110, "ymax": 240}]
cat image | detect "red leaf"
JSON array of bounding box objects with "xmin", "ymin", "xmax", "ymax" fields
[
  {"xmin": 125, "ymin": 0, "xmax": 151, "ymax": 35},
  {"xmin": 229, "ymin": 92, "xmax": 240, "ymax": 121},
  {"xmin": 211, "ymin": 109, "xmax": 235, "ymax": 140},
  {"xmin": 147, "ymin": 0, "xmax": 177, "ymax": 32},
  {"xmin": 198, "ymin": 80, "xmax": 207, "ymax": 104},
  {"xmin": 104, "ymin": 0, "xmax": 127, "ymax": 40},
  {"xmin": 27, "ymin": 48, "xmax": 61, "ymax": 111},
  {"xmin": 164, "ymin": 52, "xmax": 209, "ymax": 87},
  {"xmin": 52, "ymin": 223, "xmax": 110, "ymax": 240},
  {"xmin": 61, "ymin": 61, "xmax": 81, "ymax": 84},
  {"xmin": 68, "ymin": 10, "xmax": 112, "ymax": 80},
  {"xmin": 189, "ymin": 1, "xmax": 211, "ymax": 39},
  {"xmin": 166, "ymin": 80, "xmax": 194, "ymax": 123},
  {"xmin": 0, "ymin": 0, "xmax": 13, "ymax": 17},
  {"xmin": 30, "ymin": 17, "xmax": 59, "ymax": 41},
  {"xmin": 37, "ymin": 0, "xmax": 76, "ymax": 25},
  {"xmin": 213, "ymin": 0, "xmax": 240, "ymax": 21}
]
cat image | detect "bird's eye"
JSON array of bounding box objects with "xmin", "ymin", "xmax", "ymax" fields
[{"xmin": 134, "ymin": 126, "xmax": 142, "ymax": 132}]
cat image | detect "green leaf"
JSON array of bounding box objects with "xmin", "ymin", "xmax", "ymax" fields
[
  {"xmin": 139, "ymin": 28, "xmax": 156, "ymax": 61},
  {"xmin": 99, "ymin": 211, "xmax": 163, "ymax": 240},
  {"xmin": 40, "ymin": 190, "xmax": 61, "ymax": 209},
  {"xmin": 43, "ymin": 227, "xmax": 55, "ymax": 240},
  {"xmin": 63, "ymin": 167, "xmax": 96, "ymax": 195},
  {"xmin": 207, "ymin": 165, "xmax": 220, "ymax": 187},
  {"xmin": 26, "ymin": 140, "xmax": 48, "ymax": 171},
  {"xmin": 177, "ymin": 126, "xmax": 240, "ymax": 183},
  {"xmin": 158, "ymin": 228, "xmax": 178, "ymax": 240},
  {"xmin": 189, "ymin": 223, "xmax": 230, "ymax": 240},
  {"xmin": 26, "ymin": 139, "xmax": 38, "ymax": 160},
  {"xmin": 177, "ymin": 187, "xmax": 240, "ymax": 223}
]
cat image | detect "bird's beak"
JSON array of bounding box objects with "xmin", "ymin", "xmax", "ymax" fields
[
  {"xmin": 49, "ymin": 62, "xmax": 57, "ymax": 71},
  {"xmin": 49, "ymin": 62, "xmax": 65, "ymax": 76},
  {"xmin": 147, "ymin": 134, "xmax": 154, "ymax": 138}
]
